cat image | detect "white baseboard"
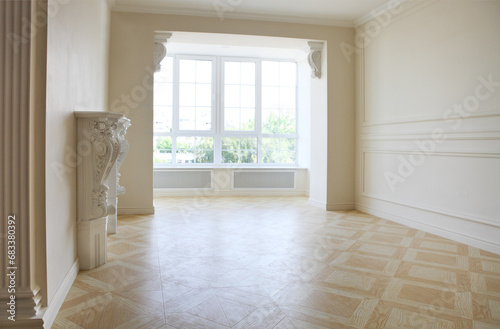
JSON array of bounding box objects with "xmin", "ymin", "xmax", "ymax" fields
[
  {"xmin": 327, "ymin": 203, "xmax": 355, "ymax": 211},
  {"xmin": 154, "ymin": 189, "xmax": 308, "ymax": 198},
  {"xmin": 42, "ymin": 259, "xmax": 79, "ymax": 328},
  {"xmin": 356, "ymin": 203, "xmax": 500, "ymax": 255},
  {"xmin": 117, "ymin": 207, "xmax": 155, "ymax": 215},
  {"xmin": 308, "ymin": 199, "xmax": 355, "ymax": 211},
  {"xmin": 308, "ymin": 198, "xmax": 327, "ymax": 210}
]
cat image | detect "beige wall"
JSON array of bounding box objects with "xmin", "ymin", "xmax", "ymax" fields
[
  {"xmin": 45, "ymin": 0, "xmax": 110, "ymax": 303},
  {"xmin": 355, "ymin": 0, "xmax": 500, "ymax": 253},
  {"xmin": 109, "ymin": 12, "xmax": 355, "ymax": 212}
]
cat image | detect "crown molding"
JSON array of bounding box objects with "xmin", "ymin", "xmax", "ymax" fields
[
  {"xmin": 111, "ymin": 3, "xmax": 354, "ymax": 27},
  {"xmin": 354, "ymin": 0, "xmax": 412, "ymax": 27}
]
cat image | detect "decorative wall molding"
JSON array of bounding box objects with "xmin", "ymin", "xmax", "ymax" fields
[
  {"xmin": 361, "ymin": 148, "xmax": 500, "ymax": 159},
  {"xmin": 355, "ymin": 203, "xmax": 500, "ymax": 255},
  {"xmin": 112, "ymin": 3, "xmax": 353, "ymax": 27},
  {"xmin": 360, "ymin": 192, "xmax": 500, "ymax": 228},
  {"xmin": 361, "ymin": 129, "xmax": 500, "ymax": 141},
  {"xmin": 75, "ymin": 111, "xmax": 129, "ymax": 270},
  {"xmin": 360, "ymin": 149, "xmax": 500, "ymax": 228},
  {"xmin": 154, "ymin": 32, "xmax": 171, "ymax": 72},
  {"xmin": 362, "ymin": 109, "xmax": 500, "ymax": 127},
  {"xmin": 307, "ymin": 41, "xmax": 323, "ymax": 79}
]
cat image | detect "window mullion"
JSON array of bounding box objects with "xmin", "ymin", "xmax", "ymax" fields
[
  {"xmin": 214, "ymin": 57, "xmax": 222, "ymax": 165},
  {"xmin": 172, "ymin": 56, "xmax": 181, "ymax": 164},
  {"xmin": 256, "ymin": 59, "xmax": 262, "ymax": 164}
]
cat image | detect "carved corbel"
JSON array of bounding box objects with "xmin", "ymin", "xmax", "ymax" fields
[
  {"xmin": 88, "ymin": 118, "xmax": 121, "ymax": 219},
  {"xmin": 75, "ymin": 111, "xmax": 127, "ymax": 270},
  {"xmin": 307, "ymin": 41, "xmax": 324, "ymax": 79},
  {"xmin": 154, "ymin": 32, "xmax": 172, "ymax": 72},
  {"xmin": 115, "ymin": 117, "xmax": 131, "ymax": 195}
]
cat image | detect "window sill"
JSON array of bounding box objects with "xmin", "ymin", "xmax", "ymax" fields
[{"xmin": 153, "ymin": 166, "xmax": 308, "ymax": 171}]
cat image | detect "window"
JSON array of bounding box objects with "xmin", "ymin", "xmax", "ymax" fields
[{"xmin": 154, "ymin": 55, "xmax": 297, "ymax": 167}]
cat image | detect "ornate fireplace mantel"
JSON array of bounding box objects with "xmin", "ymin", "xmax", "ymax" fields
[{"xmin": 75, "ymin": 111, "xmax": 130, "ymax": 270}]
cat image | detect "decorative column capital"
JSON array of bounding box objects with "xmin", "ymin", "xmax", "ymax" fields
[
  {"xmin": 307, "ymin": 41, "xmax": 324, "ymax": 79},
  {"xmin": 154, "ymin": 32, "xmax": 172, "ymax": 72}
]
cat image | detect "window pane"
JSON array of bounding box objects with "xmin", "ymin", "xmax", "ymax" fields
[
  {"xmin": 262, "ymin": 108, "xmax": 280, "ymax": 134},
  {"xmin": 177, "ymin": 137, "xmax": 195, "ymax": 149},
  {"xmin": 281, "ymin": 151, "xmax": 296, "ymax": 164},
  {"xmin": 176, "ymin": 137, "xmax": 195, "ymax": 164},
  {"xmin": 240, "ymin": 86, "xmax": 255, "ymax": 108},
  {"xmin": 262, "ymin": 138, "xmax": 296, "ymax": 164},
  {"xmin": 196, "ymin": 150, "xmax": 213, "ymax": 163},
  {"xmin": 179, "ymin": 59, "xmax": 196, "ymax": 83},
  {"xmin": 155, "ymin": 57, "xmax": 173, "ymax": 83},
  {"xmin": 154, "ymin": 82, "xmax": 172, "ymax": 106},
  {"xmin": 196, "ymin": 107, "xmax": 212, "ymax": 130},
  {"xmin": 262, "ymin": 138, "xmax": 279, "ymax": 151},
  {"xmin": 222, "ymin": 137, "xmax": 238, "ymax": 150},
  {"xmin": 196, "ymin": 61, "xmax": 212, "ymax": 83},
  {"xmin": 241, "ymin": 62, "xmax": 255, "ymax": 85},
  {"xmin": 262, "ymin": 86, "xmax": 279, "ymax": 109},
  {"xmin": 280, "ymin": 86, "xmax": 296, "ymax": 110},
  {"xmin": 240, "ymin": 109, "xmax": 255, "ymax": 131},
  {"xmin": 179, "ymin": 83, "xmax": 196, "ymax": 106},
  {"xmin": 262, "ymin": 151, "xmax": 277, "ymax": 163},
  {"xmin": 280, "ymin": 108, "xmax": 296, "ymax": 134},
  {"xmin": 224, "ymin": 108, "xmax": 239, "ymax": 131},
  {"xmin": 196, "ymin": 84, "xmax": 212, "ymax": 107},
  {"xmin": 241, "ymin": 138, "xmax": 257, "ymax": 150},
  {"xmin": 224, "ymin": 61, "xmax": 256, "ymax": 133},
  {"xmin": 179, "ymin": 106, "xmax": 195, "ymax": 130},
  {"xmin": 222, "ymin": 150, "xmax": 238, "ymax": 163},
  {"xmin": 225, "ymin": 85, "xmax": 240, "ymax": 107},
  {"xmin": 282, "ymin": 138, "xmax": 296, "ymax": 150},
  {"xmin": 225, "ymin": 62, "xmax": 240, "ymax": 84},
  {"xmin": 154, "ymin": 136, "xmax": 172, "ymax": 164},
  {"xmin": 195, "ymin": 137, "xmax": 213, "ymax": 163},
  {"xmin": 221, "ymin": 137, "xmax": 257, "ymax": 163},
  {"xmin": 279, "ymin": 62, "xmax": 296, "ymax": 86},
  {"xmin": 196, "ymin": 137, "xmax": 214, "ymax": 149},
  {"xmin": 262, "ymin": 61, "xmax": 280, "ymax": 86},
  {"xmin": 154, "ymin": 106, "xmax": 172, "ymax": 132},
  {"xmin": 241, "ymin": 151, "xmax": 257, "ymax": 163}
]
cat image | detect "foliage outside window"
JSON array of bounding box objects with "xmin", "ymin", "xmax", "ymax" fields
[{"xmin": 154, "ymin": 55, "xmax": 297, "ymax": 166}]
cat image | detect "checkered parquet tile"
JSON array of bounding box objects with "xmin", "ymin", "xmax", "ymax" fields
[{"xmin": 52, "ymin": 196, "xmax": 500, "ymax": 329}]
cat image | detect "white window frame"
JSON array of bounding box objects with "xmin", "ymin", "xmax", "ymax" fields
[{"xmin": 153, "ymin": 55, "xmax": 298, "ymax": 168}]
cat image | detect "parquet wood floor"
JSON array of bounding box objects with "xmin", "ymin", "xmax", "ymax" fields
[{"xmin": 53, "ymin": 196, "xmax": 500, "ymax": 328}]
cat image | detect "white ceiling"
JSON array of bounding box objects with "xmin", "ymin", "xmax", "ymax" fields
[{"xmin": 111, "ymin": 0, "xmax": 394, "ymax": 27}]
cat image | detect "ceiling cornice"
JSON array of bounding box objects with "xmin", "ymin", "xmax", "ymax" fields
[
  {"xmin": 111, "ymin": 3, "xmax": 354, "ymax": 28},
  {"xmin": 354, "ymin": 0, "xmax": 411, "ymax": 27}
]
